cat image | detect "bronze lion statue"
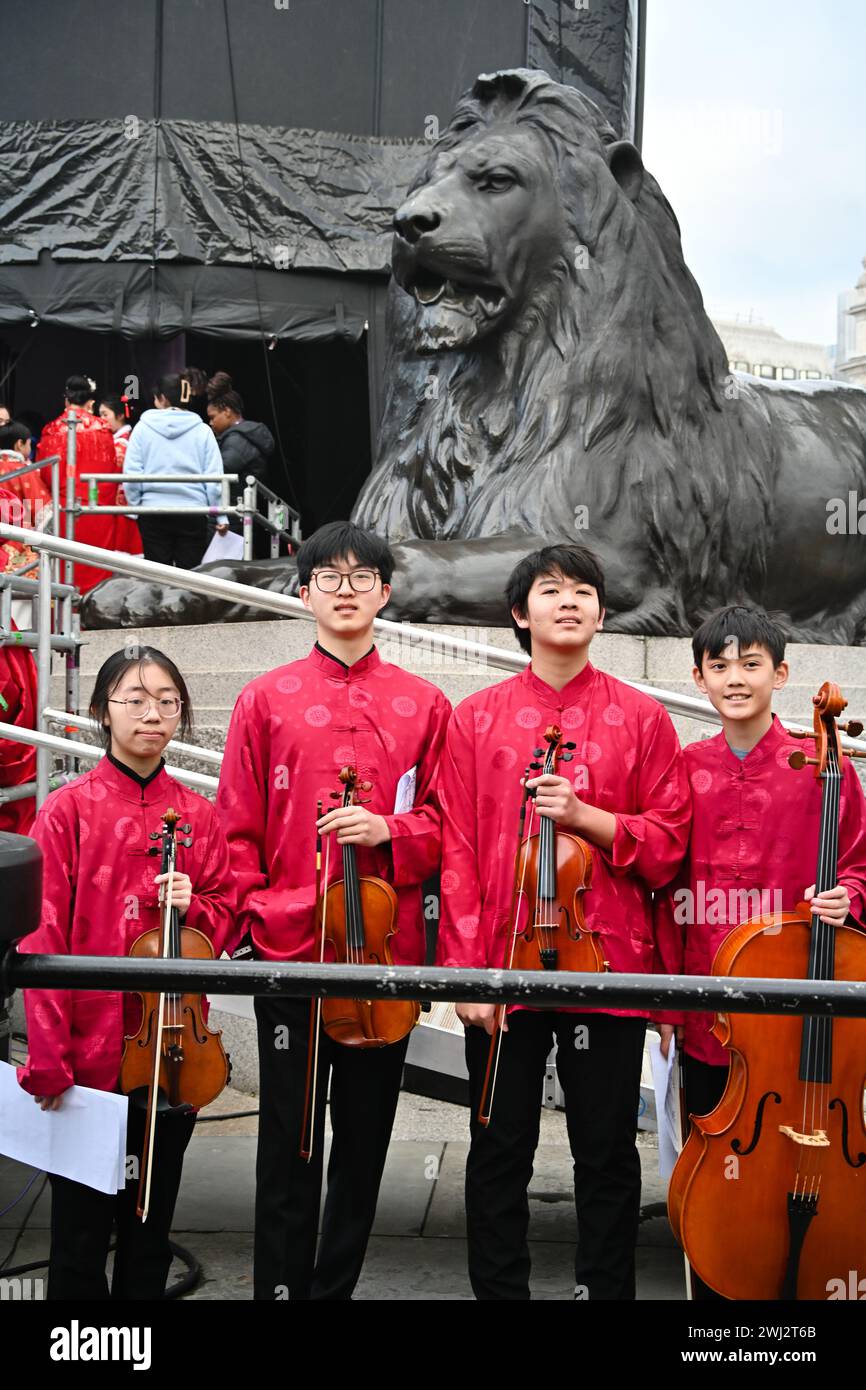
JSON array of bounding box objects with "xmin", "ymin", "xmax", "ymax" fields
[
  {"xmin": 353, "ymin": 67, "xmax": 866, "ymax": 641},
  {"xmin": 84, "ymin": 68, "xmax": 866, "ymax": 641}
]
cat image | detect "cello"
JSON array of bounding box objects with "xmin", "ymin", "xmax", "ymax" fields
[
  {"xmin": 300, "ymin": 766, "xmax": 420, "ymax": 1159},
  {"xmin": 120, "ymin": 808, "xmax": 229, "ymax": 1221},
  {"xmin": 478, "ymin": 724, "xmax": 606, "ymax": 1126},
  {"xmin": 668, "ymin": 682, "xmax": 866, "ymax": 1299}
]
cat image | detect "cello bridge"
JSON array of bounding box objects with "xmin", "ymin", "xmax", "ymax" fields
[{"xmin": 778, "ymin": 1124, "xmax": 830, "ymax": 1148}]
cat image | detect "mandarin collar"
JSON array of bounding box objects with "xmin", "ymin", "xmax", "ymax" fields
[
  {"xmin": 309, "ymin": 643, "xmax": 381, "ymax": 681},
  {"xmin": 718, "ymin": 712, "xmax": 789, "ymax": 771},
  {"xmin": 521, "ymin": 659, "xmax": 597, "ymax": 708},
  {"xmin": 95, "ymin": 753, "xmax": 174, "ymax": 803}
]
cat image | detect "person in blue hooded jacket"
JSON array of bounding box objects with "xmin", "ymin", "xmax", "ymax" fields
[{"xmin": 124, "ymin": 370, "xmax": 229, "ymax": 568}]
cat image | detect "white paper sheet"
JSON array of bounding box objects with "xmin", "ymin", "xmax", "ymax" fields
[
  {"xmin": 0, "ymin": 1061, "xmax": 128, "ymax": 1194},
  {"xmin": 201, "ymin": 528, "xmax": 244, "ymax": 564},
  {"xmin": 393, "ymin": 765, "xmax": 417, "ymax": 814},
  {"xmin": 647, "ymin": 1032, "xmax": 683, "ymax": 1181}
]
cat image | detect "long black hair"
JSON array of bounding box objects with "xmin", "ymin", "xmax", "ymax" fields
[{"xmin": 89, "ymin": 645, "xmax": 193, "ymax": 750}]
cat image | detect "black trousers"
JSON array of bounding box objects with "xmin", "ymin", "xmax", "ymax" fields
[
  {"xmin": 47, "ymin": 1105, "xmax": 196, "ymax": 1300},
  {"xmin": 254, "ymin": 995, "xmax": 409, "ymax": 1301},
  {"xmin": 464, "ymin": 1010, "xmax": 646, "ymax": 1300},
  {"xmin": 137, "ymin": 515, "xmax": 209, "ymax": 569}
]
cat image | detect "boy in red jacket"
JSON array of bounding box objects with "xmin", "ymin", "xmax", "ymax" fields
[
  {"xmin": 217, "ymin": 521, "xmax": 450, "ymax": 1300},
  {"xmin": 437, "ymin": 543, "xmax": 691, "ymax": 1300},
  {"xmin": 655, "ymin": 605, "xmax": 866, "ymax": 1118}
]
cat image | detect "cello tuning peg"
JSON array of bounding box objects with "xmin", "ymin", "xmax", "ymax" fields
[
  {"xmin": 788, "ymin": 730, "xmax": 809, "ymax": 739},
  {"xmin": 846, "ymin": 748, "xmax": 866, "ymax": 760},
  {"xmin": 789, "ymin": 750, "xmax": 820, "ymax": 770},
  {"xmin": 842, "ymin": 720, "xmax": 864, "ymax": 738}
]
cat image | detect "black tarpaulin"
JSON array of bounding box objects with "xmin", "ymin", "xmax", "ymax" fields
[
  {"xmin": 0, "ymin": 120, "xmax": 423, "ymax": 274},
  {"xmin": 0, "ymin": 257, "xmax": 374, "ymax": 341}
]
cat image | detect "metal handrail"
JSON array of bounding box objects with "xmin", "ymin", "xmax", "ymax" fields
[
  {"xmin": 43, "ymin": 707, "xmax": 223, "ymax": 767},
  {"xmin": 5, "ymin": 954, "xmax": 866, "ymax": 1018},
  {"xmin": 0, "ymin": 721, "xmax": 218, "ymax": 792},
  {"xmin": 1, "ymin": 524, "xmax": 864, "ymax": 805},
  {"xmin": 81, "ymin": 472, "xmax": 239, "ymax": 482}
]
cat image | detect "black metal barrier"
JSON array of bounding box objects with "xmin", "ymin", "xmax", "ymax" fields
[{"xmin": 4, "ymin": 949, "xmax": 866, "ymax": 1018}]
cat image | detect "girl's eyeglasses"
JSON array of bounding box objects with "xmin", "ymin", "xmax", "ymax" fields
[{"xmin": 108, "ymin": 697, "xmax": 183, "ymax": 719}]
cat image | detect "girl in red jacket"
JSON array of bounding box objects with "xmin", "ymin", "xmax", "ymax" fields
[{"xmin": 16, "ymin": 645, "xmax": 237, "ymax": 1300}]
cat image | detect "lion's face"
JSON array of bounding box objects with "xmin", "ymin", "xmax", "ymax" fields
[{"xmin": 392, "ymin": 126, "xmax": 568, "ymax": 353}]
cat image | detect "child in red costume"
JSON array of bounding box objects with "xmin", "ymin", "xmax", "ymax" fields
[
  {"xmin": 16, "ymin": 646, "xmax": 236, "ymax": 1299},
  {"xmin": 655, "ymin": 606, "xmax": 866, "ymax": 1115},
  {"xmin": 437, "ymin": 544, "xmax": 691, "ymax": 1301},
  {"xmin": 217, "ymin": 521, "xmax": 450, "ymax": 1301}
]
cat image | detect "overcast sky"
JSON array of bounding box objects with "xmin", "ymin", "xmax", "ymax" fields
[{"xmin": 642, "ymin": 0, "xmax": 866, "ymax": 347}]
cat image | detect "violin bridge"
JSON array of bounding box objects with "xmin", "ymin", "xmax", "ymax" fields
[{"xmin": 778, "ymin": 1124, "xmax": 830, "ymax": 1148}]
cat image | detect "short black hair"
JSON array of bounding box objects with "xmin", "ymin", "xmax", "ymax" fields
[
  {"xmin": 0, "ymin": 421, "xmax": 29, "ymax": 451},
  {"xmin": 89, "ymin": 646, "xmax": 193, "ymax": 750},
  {"xmin": 506, "ymin": 544, "xmax": 606, "ymax": 655},
  {"xmin": 691, "ymin": 605, "xmax": 786, "ymax": 671},
  {"xmin": 296, "ymin": 521, "xmax": 394, "ymax": 588}
]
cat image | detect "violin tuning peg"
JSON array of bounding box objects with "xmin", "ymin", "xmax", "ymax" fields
[
  {"xmin": 181, "ymin": 823, "xmax": 192, "ymax": 833},
  {"xmin": 561, "ymin": 753, "xmax": 573, "ymax": 762},
  {"xmin": 533, "ymin": 748, "xmax": 543, "ymax": 757},
  {"xmin": 329, "ymin": 791, "xmax": 340, "ymax": 801},
  {"xmin": 529, "ymin": 762, "xmax": 542, "ymax": 772},
  {"xmin": 149, "ymin": 831, "xmax": 159, "ymax": 840}
]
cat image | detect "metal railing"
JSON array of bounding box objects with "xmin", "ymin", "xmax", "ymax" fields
[
  {"xmin": 4, "ymin": 953, "xmax": 866, "ymax": 1019},
  {"xmin": 80, "ymin": 470, "xmax": 301, "ymax": 561},
  {"xmin": 0, "ymin": 522, "xmax": 865, "ymax": 811}
]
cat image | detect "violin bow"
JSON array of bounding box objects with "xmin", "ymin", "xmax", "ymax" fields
[
  {"xmin": 300, "ymin": 801, "xmax": 329, "ymax": 1161},
  {"xmin": 137, "ymin": 808, "xmax": 179, "ymax": 1222},
  {"xmin": 476, "ymin": 776, "xmax": 535, "ymax": 1127}
]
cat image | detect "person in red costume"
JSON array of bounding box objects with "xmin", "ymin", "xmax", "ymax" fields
[
  {"xmin": 436, "ymin": 543, "xmax": 691, "ymax": 1301},
  {"xmin": 0, "ymin": 615, "xmax": 37, "ymax": 833},
  {"xmin": 654, "ymin": 605, "xmax": 866, "ymax": 1108},
  {"xmin": 16, "ymin": 645, "xmax": 237, "ymax": 1299},
  {"xmin": 217, "ymin": 520, "xmax": 450, "ymax": 1301},
  {"xmin": 36, "ymin": 374, "xmax": 132, "ymax": 594},
  {"xmin": 97, "ymin": 393, "xmax": 142, "ymax": 559}
]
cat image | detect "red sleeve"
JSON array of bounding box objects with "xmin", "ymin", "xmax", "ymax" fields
[
  {"xmin": 435, "ymin": 703, "xmax": 486, "ymax": 968},
  {"xmin": 185, "ymin": 804, "xmax": 238, "ymax": 958},
  {"xmin": 837, "ymin": 758, "xmax": 866, "ymax": 931},
  {"xmin": 16, "ymin": 796, "xmax": 78, "ymax": 1097},
  {"xmin": 381, "ymin": 689, "xmax": 450, "ymax": 888},
  {"xmin": 216, "ymin": 686, "xmax": 313, "ymax": 956},
  {"xmin": 597, "ymin": 704, "xmax": 692, "ymax": 891},
  {"xmin": 650, "ymin": 877, "xmax": 688, "ymax": 1026},
  {"xmin": 36, "ymin": 422, "xmax": 62, "ymax": 494}
]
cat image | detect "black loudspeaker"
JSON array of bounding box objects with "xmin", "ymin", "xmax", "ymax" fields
[{"xmin": 0, "ymin": 833, "xmax": 42, "ymax": 944}]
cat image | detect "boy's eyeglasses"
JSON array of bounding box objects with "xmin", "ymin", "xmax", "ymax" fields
[
  {"xmin": 108, "ymin": 697, "xmax": 183, "ymax": 719},
  {"xmin": 312, "ymin": 568, "xmax": 379, "ymax": 593}
]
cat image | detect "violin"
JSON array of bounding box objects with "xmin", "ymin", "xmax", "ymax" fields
[
  {"xmin": 478, "ymin": 724, "xmax": 605, "ymax": 1125},
  {"xmin": 300, "ymin": 766, "xmax": 420, "ymax": 1159},
  {"xmin": 668, "ymin": 683, "xmax": 866, "ymax": 1299},
  {"xmin": 119, "ymin": 807, "xmax": 229, "ymax": 1221}
]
